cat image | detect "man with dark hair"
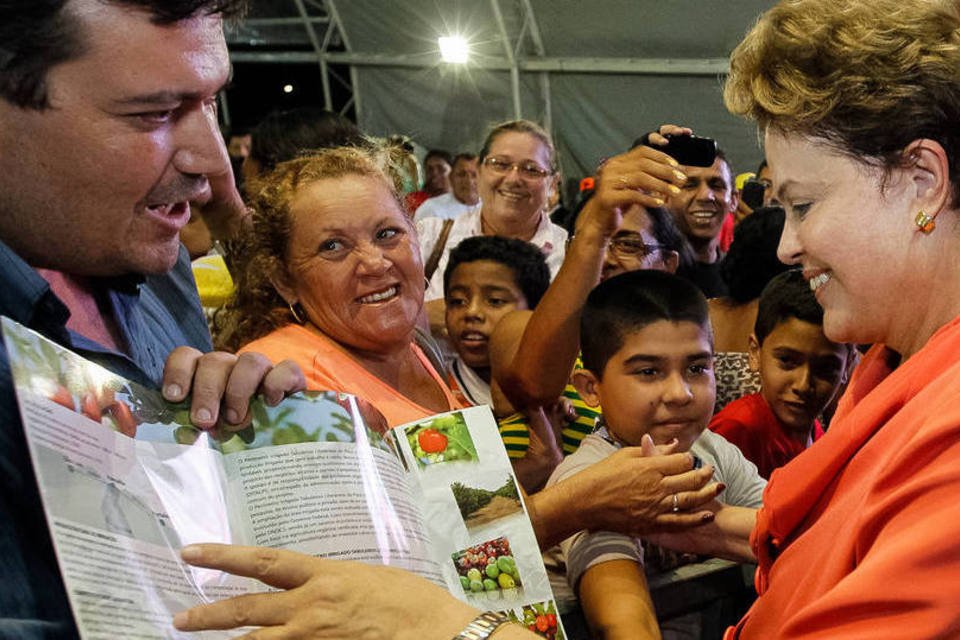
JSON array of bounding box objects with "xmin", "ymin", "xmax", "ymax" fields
[
  {"xmin": 666, "ymin": 151, "xmax": 739, "ymax": 298},
  {"xmin": 0, "ymin": 1, "xmax": 304, "ymax": 635},
  {"xmin": 629, "ymin": 128, "xmax": 737, "ymax": 298},
  {"xmin": 405, "ymin": 148, "xmax": 453, "ymax": 213},
  {"xmin": 241, "ymin": 106, "xmax": 365, "ymax": 184},
  {"xmin": 414, "ymin": 152, "xmax": 481, "ymax": 222}
]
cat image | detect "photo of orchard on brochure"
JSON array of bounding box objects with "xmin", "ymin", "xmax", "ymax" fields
[
  {"xmin": 3, "ymin": 317, "xmax": 566, "ymax": 639},
  {"xmin": 452, "ymin": 477, "xmax": 524, "ymax": 532}
]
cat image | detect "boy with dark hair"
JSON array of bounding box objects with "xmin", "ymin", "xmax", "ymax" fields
[
  {"xmin": 443, "ymin": 236, "xmax": 550, "ymax": 406},
  {"xmin": 710, "ymin": 270, "xmax": 852, "ymax": 479},
  {"xmin": 545, "ymin": 270, "xmax": 765, "ymax": 639}
]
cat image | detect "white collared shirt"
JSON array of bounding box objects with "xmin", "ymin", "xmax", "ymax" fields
[
  {"xmin": 413, "ymin": 192, "xmax": 480, "ymax": 223},
  {"xmin": 417, "ymin": 207, "xmax": 568, "ymax": 302}
]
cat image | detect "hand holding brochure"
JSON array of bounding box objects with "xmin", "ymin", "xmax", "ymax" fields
[{"xmin": 3, "ymin": 317, "xmax": 565, "ymax": 639}]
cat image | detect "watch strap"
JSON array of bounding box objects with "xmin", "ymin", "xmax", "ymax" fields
[{"xmin": 452, "ymin": 611, "xmax": 512, "ymax": 640}]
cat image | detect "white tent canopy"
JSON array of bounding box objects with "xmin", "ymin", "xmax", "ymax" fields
[{"xmin": 228, "ymin": 0, "xmax": 775, "ymax": 180}]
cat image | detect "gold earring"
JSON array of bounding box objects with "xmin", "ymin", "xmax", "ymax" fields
[
  {"xmin": 915, "ymin": 210, "xmax": 936, "ymax": 234},
  {"xmin": 288, "ymin": 302, "xmax": 306, "ymax": 324}
]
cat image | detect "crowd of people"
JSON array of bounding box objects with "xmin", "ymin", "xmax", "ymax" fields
[{"xmin": 3, "ymin": 0, "xmax": 960, "ymax": 638}]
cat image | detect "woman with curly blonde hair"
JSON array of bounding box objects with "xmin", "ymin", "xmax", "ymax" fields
[{"xmin": 216, "ymin": 144, "xmax": 465, "ymax": 426}]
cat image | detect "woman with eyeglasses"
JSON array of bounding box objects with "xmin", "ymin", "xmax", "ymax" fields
[
  {"xmin": 417, "ymin": 120, "xmax": 569, "ymax": 336},
  {"xmin": 598, "ymin": 201, "xmax": 690, "ymax": 282}
]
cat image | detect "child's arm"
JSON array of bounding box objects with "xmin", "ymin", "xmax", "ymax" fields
[
  {"xmin": 490, "ymin": 208, "xmax": 623, "ymax": 409},
  {"xmin": 579, "ymin": 559, "xmax": 663, "ymax": 640},
  {"xmin": 505, "ymin": 406, "xmax": 565, "ymax": 493}
]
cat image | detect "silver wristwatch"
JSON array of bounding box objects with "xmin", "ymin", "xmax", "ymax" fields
[{"xmin": 452, "ymin": 611, "xmax": 513, "ymax": 640}]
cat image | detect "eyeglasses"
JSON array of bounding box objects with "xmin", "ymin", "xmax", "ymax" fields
[
  {"xmin": 608, "ymin": 234, "xmax": 668, "ymax": 260},
  {"xmin": 482, "ymin": 156, "xmax": 552, "ymax": 180}
]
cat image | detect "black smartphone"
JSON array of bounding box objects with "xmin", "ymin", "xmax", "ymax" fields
[{"xmin": 660, "ymin": 135, "xmax": 717, "ymax": 167}]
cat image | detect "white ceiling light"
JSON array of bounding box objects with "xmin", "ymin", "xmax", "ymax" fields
[
  {"xmin": 283, "ymin": 84, "xmax": 294, "ymax": 94},
  {"xmin": 438, "ymin": 36, "xmax": 469, "ymax": 64}
]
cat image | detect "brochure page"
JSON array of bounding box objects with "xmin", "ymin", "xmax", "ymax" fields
[
  {"xmin": 395, "ymin": 407, "xmax": 566, "ymax": 638},
  {"xmin": 4, "ymin": 317, "xmax": 564, "ymax": 639}
]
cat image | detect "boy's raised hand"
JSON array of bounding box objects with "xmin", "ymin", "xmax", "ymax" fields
[{"xmin": 576, "ymin": 133, "xmax": 689, "ymax": 241}]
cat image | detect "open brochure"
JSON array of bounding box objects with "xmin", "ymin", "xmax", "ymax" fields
[{"xmin": 3, "ymin": 317, "xmax": 565, "ymax": 640}]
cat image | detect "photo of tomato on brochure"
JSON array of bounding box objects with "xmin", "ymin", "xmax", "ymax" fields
[
  {"xmin": 405, "ymin": 411, "xmax": 478, "ymax": 468},
  {"xmin": 452, "ymin": 536, "xmax": 523, "ymax": 603},
  {"xmin": 504, "ymin": 601, "xmax": 563, "ymax": 640},
  {"xmin": 48, "ymin": 382, "xmax": 141, "ymax": 438}
]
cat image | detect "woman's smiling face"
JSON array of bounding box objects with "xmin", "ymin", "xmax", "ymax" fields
[
  {"xmin": 478, "ymin": 131, "xmax": 554, "ymax": 228},
  {"xmin": 280, "ymin": 174, "xmax": 425, "ymax": 353},
  {"xmin": 768, "ymin": 130, "xmax": 925, "ymax": 352}
]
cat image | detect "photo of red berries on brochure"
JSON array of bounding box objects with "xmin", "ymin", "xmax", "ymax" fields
[{"xmin": 406, "ymin": 412, "xmax": 478, "ymax": 468}]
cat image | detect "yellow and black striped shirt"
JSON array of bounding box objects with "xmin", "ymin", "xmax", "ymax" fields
[{"xmin": 497, "ymin": 354, "xmax": 601, "ymax": 458}]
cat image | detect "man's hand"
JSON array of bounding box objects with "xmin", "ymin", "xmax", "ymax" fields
[
  {"xmin": 173, "ymin": 544, "xmax": 480, "ymax": 640},
  {"xmin": 162, "ymin": 348, "xmax": 305, "ymax": 430}
]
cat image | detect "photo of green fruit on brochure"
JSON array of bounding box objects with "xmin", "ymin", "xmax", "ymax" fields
[
  {"xmin": 406, "ymin": 411, "xmax": 478, "ymax": 468},
  {"xmin": 452, "ymin": 536, "xmax": 523, "ymax": 602}
]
